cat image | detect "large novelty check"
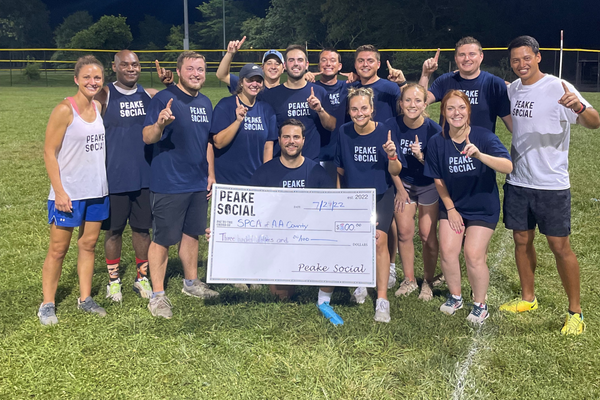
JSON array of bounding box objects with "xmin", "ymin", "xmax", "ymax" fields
[{"xmin": 207, "ymin": 184, "xmax": 376, "ymax": 287}]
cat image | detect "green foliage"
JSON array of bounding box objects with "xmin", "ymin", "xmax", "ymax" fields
[
  {"xmin": 22, "ymin": 60, "xmax": 40, "ymax": 81},
  {"xmin": 195, "ymin": 0, "xmax": 253, "ymax": 49},
  {"xmin": 0, "ymin": 0, "xmax": 52, "ymax": 47},
  {"xmin": 135, "ymin": 15, "xmax": 170, "ymax": 50},
  {"xmin": 54, "ymin": 11, "xmax": 93, "ymax": 48}
]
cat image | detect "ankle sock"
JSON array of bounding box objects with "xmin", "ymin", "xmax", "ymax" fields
[
  {"xmin": 184, "ymin": 279, "xmax": 197, "ymax": 286},
  {"xmin": 152, "ymin": 291, "xmax": 165, "ymax": 298},
  {"xmin": 318, "ymin": 289, "xmax": 333, "ymax": 305}
]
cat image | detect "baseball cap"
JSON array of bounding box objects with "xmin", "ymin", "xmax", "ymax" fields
[
  {"xmin": 262, "ymin": 50, "xmax": 284, "ymax": 65},
  {"xmin": 239, "ymin": 63, "xmax": 264, "ymax": 80}
]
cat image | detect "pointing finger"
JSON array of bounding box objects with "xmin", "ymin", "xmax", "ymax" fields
[
  {"xmin": 236, "ymin": 96, "xmax": 240, "ymax": 107},
  {"xmin": 238, "ymin": 36, "xmax": 246, "ymax": 48},
  {"xmin": 433, "ymin": 48, "xmax": 440, "ymax": 63},
  {"xmin": 166, "ymin": 98, "xmax": 173, "ymax": 110},
  {"xmin": 310, "ymin": 86, "xmax": 314, "ymax": 97},
  {"xmin": 562, "ymin": 81, "xmax": 570, "ymax": 94},
  {"xmin": 155, "ymin": 60, "xmax": 162, "ymax": 74},
  {"xmin": 466, "ymin": 134, "xmax": 471, "ymax": 145},
  {"xmin": 386, "ymin": 60, "xmax": 393, "ymax": 70},
  {"xmin": 388, "ymin": 130, "xmax": 392, "ymax": 142},
  {"xmin": 414, "ymin": 134, "xmax": 419, "ymax": 144}
]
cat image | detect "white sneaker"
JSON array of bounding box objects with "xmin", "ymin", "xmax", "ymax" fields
[
  {"xmin": 394, "ymin": 278, "xmax": 418, "ymax": 297},
  {"xmin": 418, "ymin": 280, "xmax": 434, "ymax": 301},
  {"xmin": 106, "ymin": 280, "xmax": 122, "ymax": 302},
  {"xmin": 374, "ymin": 298, "xmax": 391, "ymax": 323},
  {"xmin": 351, "ymin": 287, "xmax": 368, "ymax": 304},
  {"xmin": 388, "ymin": 265, "xmax": 397, "ymax": 289}
]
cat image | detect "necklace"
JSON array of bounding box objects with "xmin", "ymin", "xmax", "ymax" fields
[{"xmin": 450, "ymin": 127, "xmax": 470, "ymax": 154}]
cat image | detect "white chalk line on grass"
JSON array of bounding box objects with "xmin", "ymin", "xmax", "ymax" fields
[{"xmin": 451, "ymin": 230, "xmax": 512, "ymax": 400}]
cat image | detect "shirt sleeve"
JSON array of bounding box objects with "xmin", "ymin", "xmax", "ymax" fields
[
  {"xmin": 482, "ymin": 131, "xmax": 511, "ymax": 160},
  {"xmin": 228, "ymin": 74, "xmax": 239, "ymax": 95},
  {"xmin": 423, "ymin": 136, "xmax": 442, "ymax": 179},
  {"xmin": 334, "ymin": 127, "xmax": 344, "ymax": 168},
  {"xmin": 210, "ymin": 97, "xmax": 236, "ymax": 135},
  {"xmin": 428, "ymin": 74, "xmax": 447, "ymax": 102},
  {"xmin": 265, "ymin": 104, "xmax": 279, "ymax": 141},
  {"xmin": 492, "ymin": 75, "xmax": 511, "ymax": 118}
]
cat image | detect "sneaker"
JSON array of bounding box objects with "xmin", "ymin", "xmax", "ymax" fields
[
  {"xmin": 374, "ymin": 298, "xmax": 391, "ymax": 323},
  {"xmin": 440, "ymin": 295, "xmax": 463, "ymax": 315},
  {"xmin": 233, "ymin": 283, "xmax": 249, "ymax": 291},
  {"xmin": 77, "ymin": 296, "xmax": 107, "ymax": 317},
  {"xmin": 499, "ymin": 297, "xmax": 538, "ymax": 313},
  {"xmin": 249, "ymin": 284, "xmax": 263, "ymax": 290},
  {"xmin": 432, "ymin": 274, "xmax": 446, "ymax": 288},
  {"xmin": 38, "ymin": 303, "xmax": 58, "ymax": 326},
  {"xmin": 388, "ymin": 265, "xmax": 397, "ymax": 289},
  {"xmin": 133, "ymin": 277, "xmax": 153, "ymax": 299},
  {"xmin": 351, "ymin": 287, "xmax": 368, "ymax": 304},
  {"xmin": 148, "ymin": 293, "xmax": 173, "ymax": 319},
  {"xmin": 394, "ymin": 279, "xmax": 418, "ymax": 297},
  {"xmin": 182, "ymin": 280, "xmax": 219, "ymax": 299},
  {"xmin": 418, "ymin": 280, "xmax": 434, "ymax": 301},
  {"xmin": 106, "ymin": 279, "xmax": 122, "ymax": 302},
  {"xmin": 561, "ymin": 313, "xmax": 585, "ymax": 335},
  {"xmin": 318, "ymin": 302, "xmax": 344, "ymax": 326},
  {"xmin": 466, "ymin": 303, "xmax": 489, "ymax": 325}
]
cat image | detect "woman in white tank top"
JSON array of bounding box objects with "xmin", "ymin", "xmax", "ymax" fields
[{"xmin": 38, "ymin": 56, "xmax": 109, "ymax": 325}]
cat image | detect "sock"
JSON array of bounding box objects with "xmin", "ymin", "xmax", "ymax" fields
[
  {"xmin": 136, "ymin": 258, "xmax": 149, "ymax": 280},
  {"xmin": 152, "ymin": 291, "xmax": 165, "ymax": 298},
  {"xmin": 390, "ymin": 263, "xmax": 395, "ymax": 269},
  {"xmin": 452, "ymin": 294, "xmax": 462, "ymax": 301},
  {"xmin": 473, "ymin": 302, "xmax": 487, "ymax": 308},
  {"xmin": 318, "ymin": 289, "xmax": 333, "ymax": 305},
  {"xmin": 568, "ymin": 310, "xmax": 583, "ymax": 319},
  {"xmin": 184, "ymin": 278, "xmax": 198, "ymax": 286},
  {"xmin": 106, "ymin": 258, "xmax": 120, "ymax": 282}
]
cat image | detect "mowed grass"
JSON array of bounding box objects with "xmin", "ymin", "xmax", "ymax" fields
[{"xmin": 1, "ymin": 86, "xmax": 600, "ymax": 399}]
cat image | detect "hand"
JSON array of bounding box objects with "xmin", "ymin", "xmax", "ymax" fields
[
  {"xmin": 235, "ymin": 96, "xmax": 248, "ymax": 122},
  {"xmin": 155, "ymin": 60, "xmax": 173, "ymax": 85},
  {"xmin": 343, "ymin": 71, "xmax": 358, "ymax": 83},
  {"xmin": 304, "ymin": 71, "xmax": 316, "ymax": 83},
  {"xmin": 207, "ymin": 176, "xmax": 215, "ymax": 200},
  {"xmin": 157, "ymin": 98, "xmax": 175, "ymax": 128},
  {"xmin": 422, "ymin": 48, "xmax": 440, "ymax": 77},
  {"xmin": 394, "ymin": 187, "xmax": 410, "ymax": 213},
  {"xmin": 447, "ymin": 208, "xmax": 464, "ymax": 234},
  {"xmin": 205, "ymin": 228, "xmax": 211, "ymax": 241},
  {"xmin": 558, "ymin": 81, "xmax": 582, "ymax": 112},
  {"xmin": 386, "ymin": 60, "xmax": 406, "ymax": 84},
  {"xmin": 410, "ymin": 134, "xmax": 423, "ymax": 162},
  {"xmin": 461, "ymin": 134, "xmax": 480, "ymax": 159},
  {"xmin": 382, "ymin": 130, "xmax": 397, "ymax": 158},
  {"xmin": 307, "ymin": 87, "xmax": 323, "ymax": 112},
  {"xmin": 227, "ymin": 36, "xmax": 246, "ymax": 54},
  {"xmin": 55, "ymin": 191, "xmax": 73, "ymax": 213}
]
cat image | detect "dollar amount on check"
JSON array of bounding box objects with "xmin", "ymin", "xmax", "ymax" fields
[{"xmin": 207, "ymin": 184, "xmax": 376, "ymax": 287}]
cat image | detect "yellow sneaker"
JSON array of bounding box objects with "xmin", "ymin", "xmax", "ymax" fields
[
  {"xmin": 561, "ymin": 313, "xmax": 585, "ymax": 335},
  {"xmin": 499, "ymin": 297, "xmax": 538, "ymax": 313}
]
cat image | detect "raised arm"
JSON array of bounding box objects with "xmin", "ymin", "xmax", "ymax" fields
[
  {"xmin": 383, "ymin": 130, "xmax": 402, "ymax": 176},
  {"xmin": 143, "ymin": 98, "xmax": 174, "ymax": 144},
  {"xmin": 307, "ymin": 87, "xmax": 336, "ymax": 131},
  {"xmin": 462, "ymin": 134, "xmax": 513, "ymax": 174},
  {"xmin": 419, "ymin": 49, "xmax": 440, "ymax": 104},
  {"xmin": 216, "ymin": 36, "xmax": 246, "ymax": 86},
  {"xmin": 212, "ymin": 97, "xmax": 248, "ymax": 149},
  {"xmin": 559, "ymin": 82, "xmax": 600, "ymax": 129}
]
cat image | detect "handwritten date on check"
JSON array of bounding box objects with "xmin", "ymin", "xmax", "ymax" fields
[{"xmin": 207, "ymin": 184, "xmax": 376, "ymax": 287}]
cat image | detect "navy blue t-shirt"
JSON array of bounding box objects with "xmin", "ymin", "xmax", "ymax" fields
[
  {"xmin": 143, "ymin": 85, "xmax": 212, "ymax": 194},
  {"xmin": 423, "ymin": 126, "xmax": 511, "ymax": 223},
  {"xmin": 210, "ymin": 95, "xmax": 278, "ymax": 185},
  {"xmin": 104, "ymin": 83, "xmax": 152, "ymax": 193},
  {"xmin": 386, "ymin": 117, "xmax": 441, "ymax": 186},
  {"xmin": 429, "ymin": 71, "xmax": 510, "ymax": 132},
  {"xmin": 250, "ymin": 158, "xmax": 333, "ymax": 189},
  {"xmin": 262, "ymin": 82, "xmax": 332, "ymax": 162},
  {"xmin": 335, "ymin": 122, "xmax": 406, "ymax": 195},
  {"xmin": 351, "ymin": 78, "xmax": 401, "ymax": 122},
  {"xmin": 314, "ymin": 80, "xmax": 349, "ymax": 161}
]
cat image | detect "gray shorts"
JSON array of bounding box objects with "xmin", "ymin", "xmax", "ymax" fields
[
  {"xmin": 150, "ymin": 191, "xmax": 208, "ymax": 246},
  {"xmin": 503, "ymin": 183, "xmax": 571, "ymax": 237},
  {"xmin": 402, "ymin": 181, "xmax": 439, "ymax": 206}
]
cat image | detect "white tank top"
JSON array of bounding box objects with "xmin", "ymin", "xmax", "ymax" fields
[{"xmin": 48, "ymin": 98, "xmax": 108, "ymax": 201}]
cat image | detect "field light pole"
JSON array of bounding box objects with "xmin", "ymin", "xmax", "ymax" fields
[
  {"xmin": 222, "ymin": 0, "xmax": 226, "ymax": 55},
  {"xmin": 183, "ymin": 0, "xmax": 190, "ymax": 50}
]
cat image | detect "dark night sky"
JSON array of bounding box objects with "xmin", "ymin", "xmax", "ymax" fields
[{"xmin": 41, "ymin": 0, "xmax": 600, "ymax": 49}]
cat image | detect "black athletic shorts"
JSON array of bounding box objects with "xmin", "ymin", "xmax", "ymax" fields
[
  {"xmin": 503, "ymin": 183, "xmax": 571, "ymax": 237},
  {"xmin": 376, "ymin": 186, "xmax": 395, "ymax": 233},
  {"xmin": 150, "ymin": 191, "xmax": 208, "ymax": 247},
  {"xmin": 439, "ymin": 209, "xmax": 497, "ymax": 230},
  {"xmin": 102, "ymin": 189, "xmax": 152, "ymax": 231}
]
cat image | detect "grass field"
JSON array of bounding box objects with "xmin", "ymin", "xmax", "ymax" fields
[{"xmin": 1, "ymin": 84, "xmax": 600, "ymax": 399}]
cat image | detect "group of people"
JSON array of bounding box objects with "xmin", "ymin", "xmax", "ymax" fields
[{"xmin": 38, "ymin": 35, "xmax": 599, "ymax": 336}]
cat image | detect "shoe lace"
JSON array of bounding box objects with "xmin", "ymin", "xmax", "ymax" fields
[
  {"xmin": 155, "ymin": 296, "xmax": 172, "ymax": 309},
  {"xmin": 566, "ymin": 314, "xmax": 581, "ymax": 331},
  {"xmin": 471, "ymin": 304, "xmax": 487, "ymax": 317},
  {"xmin": 446, "ymin": 296, "xmax": 462, "ymax": 307},
  {"xmin": 376, "ymin": 300, "xmax": 389, "ymax": 312}
]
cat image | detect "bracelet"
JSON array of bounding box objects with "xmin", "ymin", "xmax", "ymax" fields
[
  {"xmin": 575, "ymin": 103, "xmax": 587, "ymax": 115},
  {"xmin": 447, "ymin": 207, "xmax": 455, "ymax": 211},
  {"xmin": 397, "ymin": 80, "xmax": 407, "ymax": 87},
  {"xmin": 388, "ymin": 155, "xmax": 398, "ymax": 160}
]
